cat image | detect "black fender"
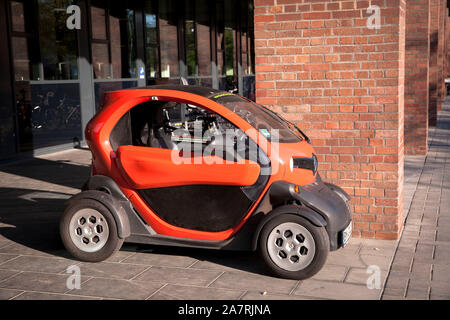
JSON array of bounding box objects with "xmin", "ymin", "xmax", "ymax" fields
[
  {"xmin": 251, "ymin": 205, "xmax": 327, "ymax": 251},
  {"xmin": 82, "ymin": 175, "xmax": 155, "ymax": 238},
  {"xmin": 68, "ymin": 190, "xmax": 131, "ymax": 239},
  {"xmin": 85, "ymin": 175, "xmax": 129, "ymax": 201},
  {"xmin": 324, "ymin": 182, "xmax": 351, "ymax": 202}
]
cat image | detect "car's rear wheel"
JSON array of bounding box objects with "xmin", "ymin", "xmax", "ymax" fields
[
  {"xmin": 259, "ymin": 214, "xmax": 329, "ymax": 280},
  {"xmin": 60, "ymin": 198, "xmax": 123, "ymax": 262}
]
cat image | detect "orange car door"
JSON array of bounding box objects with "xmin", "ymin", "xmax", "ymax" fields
[{"xmin": 115, "ymin": 145, "xmax": 263, "ymax": 232}]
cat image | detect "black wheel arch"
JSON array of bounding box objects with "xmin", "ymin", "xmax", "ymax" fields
[
  {"xmin": 68, "ymin": 188, "xmax": 131, "ymax": 239},
  {"xmin": 251, "ymin": 205, "xmax": 327, "ymax": 251}
]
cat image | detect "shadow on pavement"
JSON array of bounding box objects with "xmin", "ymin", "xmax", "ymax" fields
[
  {"xmin": 0, "ymin": 186, "xmax": 269, "ymax": 275},
  {"xmin": 0, "ymin": 158, "xmax": 90, "ymax": 190}
]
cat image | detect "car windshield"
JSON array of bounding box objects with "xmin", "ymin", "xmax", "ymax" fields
[{"xmin": 211, "ymin": 93, "xmax": 306, "ymax": 143}]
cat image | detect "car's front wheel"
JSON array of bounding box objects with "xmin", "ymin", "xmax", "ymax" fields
[
  {"xmin": 60, "ymin": 198, "xmax": 123, "ymax": 262},
  {"xmin": 259, "ymin": 214, "xmax": 329, "ymax": 280}
]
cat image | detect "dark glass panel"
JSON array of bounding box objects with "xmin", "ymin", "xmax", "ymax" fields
[
  {"xmin": 216, "ymin": 0, "xmax": 224, "ymax": 76},
  {"xmin": 146, "ymin": 46, "xmax": 158, "ymax": 78},
  {"xmin": 28, "ymin": 83, "xmax": 82, "ymax": 149},
  {"xmin": 144, "ymin": 1, "xmax": 159, "ymax": 78},
  {"xmin": 196, "ymin": 0, "xmax": 211, "ymax": 76},
  {"xmin": 11, "ymin": 1, "xmax": 25, "ymax": 32},
  {"xmin": 144, "ymin": 2, "xmax": 158, "ymax": 45},
  {"xmin": 90, "ymin": 5, "xmax": 107, "ymax": 40},
  {"xmin": 92, "ymin": 42, "xmax": 111, "ymax": 79},
  {"xmin": 38, "ymin": 0, "xmax": 78, "ymax": 80},
  {"xmin": 109, "ymin": 6, "xmax": 137, "ymax": 78},
  {"xmin": 185, "ymin": 0, "xmax": 196, "ymax": 76},
  {"xmin": 248, "ymin": 1, "xmax": 255, "ymax": 75},
  {"xmin": 11, "ymin": 37, "xmax": 31, "ymax": 82},
  {"xmin": 94, "ymin": 81, "xmax": 137, "ymax": 111},
  {"xmin": 159, "ymin": 0, "xmax": 179, "ymax": 78}
]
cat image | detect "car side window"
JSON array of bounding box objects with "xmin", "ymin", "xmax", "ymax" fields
[{"xmin": 110, "ymin": 100, "xmax": 270, "ymax": 166}]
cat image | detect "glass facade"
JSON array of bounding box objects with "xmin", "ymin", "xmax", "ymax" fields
[{"xmin": 0, "ymin": 0, "xmax": 255, "ymax": 159}]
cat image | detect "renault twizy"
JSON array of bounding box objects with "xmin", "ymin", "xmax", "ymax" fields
[{"xmin": 60, "ymin": 85, "xmax": 352, "ymax": 280}]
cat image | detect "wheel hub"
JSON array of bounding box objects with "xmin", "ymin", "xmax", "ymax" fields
[
  {"xmin": 69, "ymin": 208, "xmax": 109, "ymax": 253},
  {"xmin": 267, "ymin": 222, "xmax": 316, "ymax": 272}
]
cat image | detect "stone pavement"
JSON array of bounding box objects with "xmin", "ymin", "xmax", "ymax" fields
[
  {"xmin": 381, "ymin": 99, "xmax": 450, "ymax": 300},
  {"xmin": 1, "ymin": 99, "xmax": 450, "ymax": 299},
  {"xmin": 0, "ymin": 149, "xmax": 396, "ymax": 300}
]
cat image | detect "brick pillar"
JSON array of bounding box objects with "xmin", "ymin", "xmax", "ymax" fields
[
  {"xmin": 404, "ymin": 0, "xmax": 429, "ymax": 155},
  {"xmin": 447, "ymin": 11, "xmax": 450, "ymax": 78},
  {"xmin": 429, "ymin": 0, "xmax": 439, "ymax": 126},
  {"xmin": 445, "ymin": 12, "xmax": 450, "ymax": 78},
  {"xmin": 437, "ymin": 0, "xmax": 446, "ymax": 111},
  {"xmin": 254, "ymin": 0, "xmax": 406, "ymax": 240},
  {"xmin": 447, "ymin": 10, "xmax": 450, "ymax": 78}
]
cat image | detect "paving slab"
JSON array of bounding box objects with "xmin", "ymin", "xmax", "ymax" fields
[
  {"xmin": 13, "ymin": 291, "xmax": 101, "ymax": 300},
  {"xmin": 0, "ymin": 288, "xmax": 22, "ymax": 300},
  {"xmin": 0, "ymin": 271, "xmax": 88, "ymax": 293},
  {"xmin": 209, "ymin": 271, "xmax": 298, "ymax": 295},
  {"xmin": 293, "ymin": 280, "xmax": 381, "ymax": 300},
  {"xmin": 0, "ymin": 256, "xmax": 76, "ymax": 274},
  {"xmin": 135, "ymin": 266, "xmax": 222, "ymax": 287},
  {"xmin": 148, "ymin": 284, "xmax": 244, "ymax": 300},
  {"xmin": 67, "ymin": 277, "xmax": 163, "ymax": 300}
]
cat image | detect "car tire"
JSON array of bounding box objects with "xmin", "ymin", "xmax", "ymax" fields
[
  {"xmin": 259, "ymin": 214, "xmax": 329, "ymax": 280},
  {"xmin": 60, "ymin": 198, "xmax": 123, "ymax": 262}
]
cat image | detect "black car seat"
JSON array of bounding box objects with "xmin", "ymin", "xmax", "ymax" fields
[{"xmin": 150, "ymin": 105, "xmax": 178, "ymax": 150}]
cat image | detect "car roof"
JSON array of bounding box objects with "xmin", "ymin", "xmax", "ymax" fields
[{"xmin": 133, "ymin": 85, "xmax": 227, "ymax": 99}]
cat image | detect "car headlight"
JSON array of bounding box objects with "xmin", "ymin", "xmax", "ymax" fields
[{"xmin": 292, "ymin": 154, "xmax": 318, "ymax": 174}]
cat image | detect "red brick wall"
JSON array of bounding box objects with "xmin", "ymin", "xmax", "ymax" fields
[
  {"xmin": 447, "ymin": 11, "xmax": 450, "ymax": 78},
  {"xmin": 437, "ymin": 0, "xmax": 446, "ymax": 111},
  {"xmin": 447, "ymin": 10, "xmax": 450, "ymax": 79},
  {"xmin": 254, "ymin": 0, "xmax": 406, "ymax": 239},
  {"xmin": 404, "ymin": 0, "xmax": 429, "ymax": 156},
  {"xmin": 429, "ymin": 0, "xmax": 439, "ymax": 126}
]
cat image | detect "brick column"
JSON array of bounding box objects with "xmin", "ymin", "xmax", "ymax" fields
[
  {"xmin": 404, "ymin": 0, "xmax": 430, "ymax": 155},
  {"xmin": 254, "ymin": 0, "xmax": 406, "ymax": 239},
  {"xmin": 447, "ymin": 11, "xmax": 450, "ymax": 78},
  {"xmin": 437, "ymin": 0, "xmax": 446, "ymax": 111},
  {"xmin": 429, "ymin": 0, "xmax": 439, "ymax": 126}
]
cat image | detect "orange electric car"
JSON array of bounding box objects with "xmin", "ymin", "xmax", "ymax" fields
[{"xmin": 60, "ymin": 85, "xmax": 352, "ymax": 279}]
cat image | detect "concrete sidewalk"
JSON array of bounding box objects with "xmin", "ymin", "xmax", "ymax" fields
[
  {"xmin": 381, "ymin": 100, "xmax": 450, "ymax": 300},
  {"xmin": 1, "ymin": 100, "xmax": 449, "ymax": 300}
]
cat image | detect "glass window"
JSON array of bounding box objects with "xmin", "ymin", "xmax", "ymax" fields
[
  {"xmin": 185, "ymin": 0, "xmax": 196, "ymax": 77},
  {"xmin": 144, "ymin": 1, "xmax": 159, "ymax": 78},
  {"xmin": 159, "ymin": 0, "xmax": 179, "ymax": 78},
  {"xmin": 196, "ymin": 0, "xmax": 211, "ymax": 76},
  {"xmin": 91, "ymin": 6, "xmax": 107, "ymax": 40},
  {"xmin": 11, "ymin": 37, "xmax": 31, "ymax": 82},
  {"xmin": 92, "ymin": 43, "xmax": 111, "ymax": 79},
  {"xmin": 214, "ymin": 94, "xmax": 304, "ymax": 143},
  {"xmin": 29, "ymin": 83, "xmax": 82, "ymax": 149},
  {"xmin": 38, "ymin": 0, "xmax": 79, "ymax": 80},
  {"xmin": 119, "ymin": 100, "xmax": 261, "ymax": 164},
  {"xmin": 216, "ymin": 1, "xmax": 224, "ymax": 77},
  {"xmin": 90, "ymin": 1, "xmax": 137, "ymax": 79},
  {"xmin": 11, "ymin": 1, "xmax": 25, "ymax": 32},
  {"xmin": 110, "ymin": 5, "xmax": 137, "ymax": 78}
]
